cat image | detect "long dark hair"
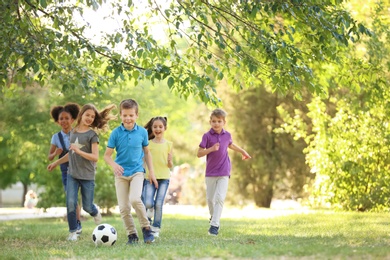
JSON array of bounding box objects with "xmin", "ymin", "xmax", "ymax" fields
[
  {"xmin": 75, "ymin": 104, "xmax": 117, "ymax": 132},
  {"xmin": 144, "ymin": 116, "xmax": 167, "ymax": 140}
]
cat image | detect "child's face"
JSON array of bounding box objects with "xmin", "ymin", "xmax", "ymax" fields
[
  {"xmin": 120, "ymin": 108, "xmax": 138, "ymax": 129},
  {"xmin": 81, "ymin": 109, "xmax": 96, "ymax": 127},
  {"xmin": 152, "ymin": 119, "xmax": 166, "ymax": 138},
  {"xmin": 209, "ymin": 116, "xmax": 225, "ymax": 133},
  {"xmin": 58, "ymin": 111, "xmax": 74, "ymax": 130}
]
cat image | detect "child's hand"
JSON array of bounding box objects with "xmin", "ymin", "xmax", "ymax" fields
[
  {"xmin": 112, "ymin": 163, "xmax": 124, "ymax": 176},
  {"xmin": 47, "ymin": 163, "xmax": 57, "ymax": 171},
  {"xmin": 149, "ymin": 174, "xmax": 159, "ymax": 189},
  {"xmin": 242, "ymin": 152, "xmax": 251, "ymax": 160},
  {"xmin": 69, "ymin": 144, "xmax": 81, "ymax": 154},
  {"xmin": 211, "ymin": 143, "xmax": 220, "ymax": 152},
  {"xmin": 167, "ymin": 153, "xmax": 173, "ymax": 167}
]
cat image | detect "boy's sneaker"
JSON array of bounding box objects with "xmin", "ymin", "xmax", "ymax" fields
[
  {"xmin": 68, "ymin": 232, "xmax": 78, "ymax": 241},
  {"xmin": 76, "ymin": 220, "xmax": 82, "ymax": 234},
  {"xmin": 147, "ymin": 208, "xmax": 154, "ymax": 219},
  {"xmin": 151, "ymin": 226, "xmax": 160, "ymax": 238},
  {"xmin": 142, "ymin": 227, "xmax": 155, "ymax": 244},
  {"xmin": 93, "ymin": 211, "xmax": 102, "ymax": 224},
  {"xmin": 208, "ymin": 225, "xmax": 219, "ymax": 236},
  {"xmin": 126, "ymin": 233, "xmax": 139, "ymax": 245}
]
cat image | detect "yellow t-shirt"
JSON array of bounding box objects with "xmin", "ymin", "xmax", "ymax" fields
[{"xmin": 145, "ymin": 140, "xmax": 173, "ymax": 179}]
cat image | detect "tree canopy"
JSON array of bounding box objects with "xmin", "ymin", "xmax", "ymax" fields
[
  {"xmin": 3, "ymin": 0, "xmax": 388, "ymax": 211},
  {"xmin": 1, "ymin": 0, "xmax": 371, "ymax": 103},
  {"xmin": 277, "ymin": 1, "xmax": 390, "ymax": 211}
]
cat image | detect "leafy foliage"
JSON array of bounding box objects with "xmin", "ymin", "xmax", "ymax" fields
[
  {"xmin": 278, "ymin": 2, "xmax": 390, "ymax": 211},
  {"xmin": 1, "ymin": 0, "xmax": 371, "ymax": 104},
  {"xmin": 225, "ymin": 86, "xmax": 312, "ymax": 208},
  {"xmin": 0, "ymin": 85, "xmax": 49, "ymax": 205}
]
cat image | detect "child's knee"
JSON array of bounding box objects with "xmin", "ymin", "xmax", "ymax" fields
[{"xmin": 130, "ymin": 197, "xmax": 142, "ymax": 207}]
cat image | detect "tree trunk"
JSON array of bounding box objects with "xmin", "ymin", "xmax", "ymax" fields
[{"xmin": 22, "ymin": 183, "xmax": 28, "ymax": 207}]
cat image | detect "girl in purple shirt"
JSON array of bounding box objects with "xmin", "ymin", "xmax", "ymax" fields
[{"xmin": 197, "ymin": 108, "xmax": 251, "ymax": 236}]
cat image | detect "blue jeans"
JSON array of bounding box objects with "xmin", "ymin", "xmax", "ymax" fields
[
  {"xmin": 60, "ymin": 162, "xmax": 69, "ymax": 191},
  {"xmin": 66, "ymin": 174, "xmax": 98, "ymax": 232},
  {"xmin": 142, "ymin": 179, "xmax": 170, "ymax": 229}
]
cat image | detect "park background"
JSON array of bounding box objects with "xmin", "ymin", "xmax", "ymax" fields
[{"xmin": 1, "ymin": 0, "xmax": 389, "ymax": 214}]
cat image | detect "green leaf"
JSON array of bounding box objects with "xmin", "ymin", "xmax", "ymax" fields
[
  {"xmin": 40, "ymin": 0, "xmax": 47, "ymax": 8},
  {"xmin": 167, "ymin": 77, "xmax": 174, "ymax": 88}
]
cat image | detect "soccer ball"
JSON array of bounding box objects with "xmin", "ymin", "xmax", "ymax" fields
[{"xmin": 92, "ymin": 223, "xmax": 117, "ymax": 246}]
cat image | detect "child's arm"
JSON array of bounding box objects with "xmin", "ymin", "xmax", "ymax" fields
[
  {"xmin": 167, "ymin": 145, "xmax": 173, "ymax": 168},
  {"xmin": 197, "ymin": 143, "xmax": 220, "ymax": 158},
  {"xmin": 70, "ymin": 142, "xmax": 99, "ymax": 162},
  {"xmin": 104, "ymin": 147, "xmax": 124, "ymax": 176},
  {"xmin": 48, "ymin": 144, "xmax": 62, "ymax": 161},
  {"xmin": 144, "ymin": 146, "xmax": 158, "ymax": 188},
  {"xmin": 228, "ymin": 143, "xmax": 251, "ymax": 160},
  {"xmin": 167, "ymin": 151, "xmax": 173, "ymax": 169},
  {"xmin": 47, "ymin": 153, "xmax": 69, "ymax": 171}
]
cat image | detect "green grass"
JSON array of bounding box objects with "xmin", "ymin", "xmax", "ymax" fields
[{"xmin": 1, "ymin": 210, "xmax": 390, "ymax": 259}]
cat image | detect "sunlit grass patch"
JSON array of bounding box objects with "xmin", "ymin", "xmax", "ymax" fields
[{"xmin": 1, "ymin": 210, "xmax": 390, "ymax": 259}]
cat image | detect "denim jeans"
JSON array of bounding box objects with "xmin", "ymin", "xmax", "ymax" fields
[
  {"xmin": 142, "ymin": 178, "xmax": 170, "ymax": 229},
  {"xmin": 60, "ymin": 162, "xmax": 69, "ymax": 191},
  {"xmin": 66, "ymin": 174, "xmax": 98, "ymax": 232}
]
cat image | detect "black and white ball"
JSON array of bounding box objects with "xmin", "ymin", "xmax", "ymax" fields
[{"xmin": 92, "ymin": 223, "xmax": 117, "ymax": 246}]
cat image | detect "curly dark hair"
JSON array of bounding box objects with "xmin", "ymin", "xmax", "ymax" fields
[{"xmin": 50, "ymin": 103, "xmax": 80, "ymax": 122}]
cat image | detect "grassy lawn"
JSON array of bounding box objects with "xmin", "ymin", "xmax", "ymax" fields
[{"xmin": 1, "ymin": 209, "xmax": 389, "ymax": 259}]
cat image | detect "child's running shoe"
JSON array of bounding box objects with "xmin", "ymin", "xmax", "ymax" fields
[
  {"xmin": 208, "ymin": 225, "xmax": 219, "ymax": 236},
  {"xmin": 142, "ymin": 227, "xmax": 155, "ymax": 243}
]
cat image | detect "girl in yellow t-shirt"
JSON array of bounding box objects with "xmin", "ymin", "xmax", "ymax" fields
[{"xmin": 142, "ymin": 116, "xmax": 173, "ymax": 238}]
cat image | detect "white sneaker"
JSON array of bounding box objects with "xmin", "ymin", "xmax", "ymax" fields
[
  {"xmin": 147, "ymin": 208, "xmax": 154, "ymax": 219},
  {"xmin": 68, "ymin": 232, "xmax": 78, "ymax": 241},
  {"xmin": 93, "ymin": 211, "xmax": 102, "ymax": 224},
  {"xmin": 151, "ymin": 226, "xmax": 160, "ymax": 238}
]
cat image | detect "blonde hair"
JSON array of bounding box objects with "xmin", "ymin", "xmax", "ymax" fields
[{"xmin": 210, "ymin": 108, "xmax": 227, "ymax": 120}]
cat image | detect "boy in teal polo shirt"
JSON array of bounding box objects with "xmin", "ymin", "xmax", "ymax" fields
[{"xmin": 104, "ymin": 99, "xmax": 158, "ymax": 244}]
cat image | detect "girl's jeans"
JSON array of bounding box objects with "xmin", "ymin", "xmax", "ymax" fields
[
  {"xmin": 206, "ymin": 176, "xmax": 229, "ymax": 227},
  {"xmin": 66, "ymin": 174, "xmax": 98, "ymax": 233},
  {"xmin": 142, "ymin": 178, "xmax": 170, "ymax": 229}
]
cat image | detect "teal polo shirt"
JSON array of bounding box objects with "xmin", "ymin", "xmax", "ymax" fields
[{"xmin": 107, "ymin": 123, "xmax": 149, "ymax": 176}]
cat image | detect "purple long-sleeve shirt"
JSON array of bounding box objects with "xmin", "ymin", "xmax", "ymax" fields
[{"xmin": 199, "ymin": 128, "xmax": 233, "ymax": 177}]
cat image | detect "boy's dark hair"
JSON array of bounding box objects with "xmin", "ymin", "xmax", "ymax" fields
[
  {"xmin": 210, "ymin": 108, "xmax": 227, "ymax": 119},
  {"xmin": 144, "ymin": 116, "xmax": 168, "ymax": 140},
  {"xmin": 119, "ymin": 99, "xmax": 138, "ymax": 114},
  {"xmin": 50, "ymin": 103, "xmax": 80, "ymax": 122}
]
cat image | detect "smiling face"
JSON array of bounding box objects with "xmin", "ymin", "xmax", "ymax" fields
[
  {"xmin": 58, "ymin": 111, "xmax": 74, "ymax": 132},
  {"xmin": 81, "ymin": 109, "xmax": 96, "ymax": 127},
  {"xmin": 152, "ymin": 119, "xmax": 166, "ymax": 138},
  {"xmin": 120, "ymin": 108, "xmax": 138, "ymax": 130},
  {"xmin": 209, "ymin": 115, "xmax": 225, "ymax": 134}
]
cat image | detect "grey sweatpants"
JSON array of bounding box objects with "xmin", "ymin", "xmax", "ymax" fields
[{"xmin": 205, "ymin": 176, "xmax": 229, "ymax": 227}]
